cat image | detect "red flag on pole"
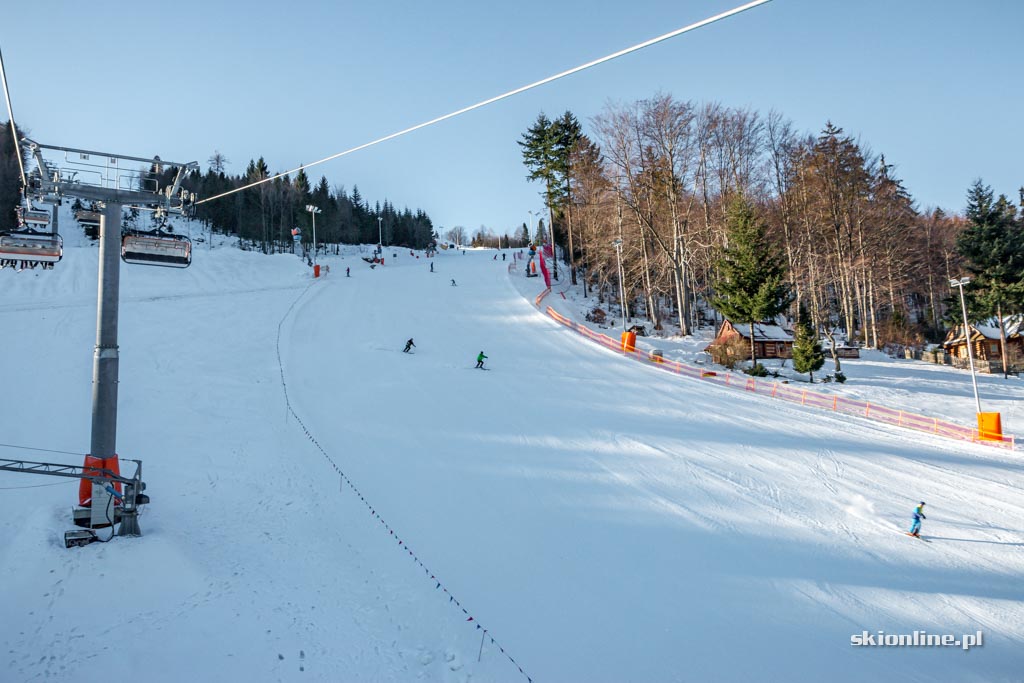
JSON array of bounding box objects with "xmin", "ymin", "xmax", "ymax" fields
[{"xmin": 538, "ymin": 250, "xmax": 551, "ymax": 288}]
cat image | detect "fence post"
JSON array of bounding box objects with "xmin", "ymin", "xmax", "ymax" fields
[
  {"xmin": 933, "ymin": 418, "xmax": 938, "ymax": 434},
  {"xmin": 865, "ymin": 402, "xmax": 870, "ymax": 417},
  {"xmin": 832, "ymin": 396, "xmax": 838, "ymax": 411},
  {"xmin": 725, "ymin": 374, "xmax": 731, "ymax": 386},
  {"xmin": 771, "ymin": 383, "xmax": 778, "ymax": 398},
  {"xmin": 898, "ymin": 411, "xmax": 903, "ymax": 427},
  {"xmin": 801, "ymin": 391, "xmax": 807, "ymax": 405}
]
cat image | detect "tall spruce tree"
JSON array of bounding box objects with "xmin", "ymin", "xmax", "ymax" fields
[
  {"xmin": 519, "ymin": 112, "xmax": 563, "ymax": 279},
  {"xmin": 956, "ymin": 180, "xmax": 1024, "ymax": 377},
  {"xmin": 712, "ymin": 194, "xmax": 794, "ymax": 368},
  {"xmin": 792, "ymin": 302, "xmax": 825, "ymax": 382},
  {"xmin": 553, "ymin": 111, "xmax": 583, "ymax": 284}
]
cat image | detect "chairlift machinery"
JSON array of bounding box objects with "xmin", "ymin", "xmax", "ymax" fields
[
  {"xmin": 5, "ymin": 139, "xmax": 198, "ymax": 537},
  {"xmin": 15, "ymin": 139, "xmax": 199, "ymax": 269},
  {"xmin": 0, "ymin": 456, "xmax": 150, "ymax": 541}
]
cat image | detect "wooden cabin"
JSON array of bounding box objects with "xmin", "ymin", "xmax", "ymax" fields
[
  {"xmin": 833, "ymin": 344, "xmax": 860, "ymax": 359},
  {"xmin": 942, "ymin": 321, "xmax": 1023, "ymax": 374},
  {"xmin": 706, "ymin": 320, "xmax": 794, "ymax": 365}
]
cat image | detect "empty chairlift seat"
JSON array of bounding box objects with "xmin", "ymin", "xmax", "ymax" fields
[
  {"xmin": 21, "ymin": 209, "xmax": 51, "ymax": 229},
  {"xmin": 121, "ymin": 232, "xmax": 192, "ymax": 268},
  {"xmin": 0, "ymin": 232, "xmax": 63, "ymax": 264}
]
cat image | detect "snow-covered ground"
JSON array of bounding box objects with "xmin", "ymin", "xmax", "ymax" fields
[
  {"xmin": 538, "ymin": 270, "xmax": 1024, "ymax": 433},
  {"xmin": 2, "ymin": 223, "xmax": 1022, "ymax": 682}
]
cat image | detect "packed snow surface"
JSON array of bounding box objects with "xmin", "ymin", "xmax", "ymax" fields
[{"xmin": 2, "ymin": 228, "xmax": 1022, "ymax": 682}]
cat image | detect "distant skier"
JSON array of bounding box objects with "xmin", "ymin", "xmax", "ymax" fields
[
  {"xmin": 502, "ymin": 253, "xmax": 506, "ymax": 261},
  {"xmin": 908, "ymin": 501, "xmax": 926, "ymax": 537},
  {"xmin": 346, "ymin": 267, "xmax": 350, "ymax": 277},
  {"xmin": 475, "ymin": 351, "xmax": 488, "ymax": 369},
  {"xmin": 430, "ymin": 261, "xmax": 434, "ymax": 272},
  {"xmin": 451, "ymin": 279, "xmax": 457, "ymax": 286},
  {"xmin": 403, "ymin": 338, "xmax": 416, "ymax": 353}
]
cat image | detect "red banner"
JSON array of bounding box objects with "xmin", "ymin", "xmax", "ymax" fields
[{"xmin": 538, "ymin": 250, "xmax": 551, "ymax": 288}]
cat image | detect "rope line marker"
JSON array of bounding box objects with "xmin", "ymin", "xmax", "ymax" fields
[{"xmin": 273, "ymin": 279, "xmax": 533, "ymax": 681}]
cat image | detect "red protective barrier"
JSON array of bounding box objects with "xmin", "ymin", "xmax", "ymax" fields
[
  {"xmin": 534, "ymin": 292, "xmax": 1015, "ymax": 449},
  {"xmin": 79, "ymin": 455, "xmax": 122, "ymax": 506}
]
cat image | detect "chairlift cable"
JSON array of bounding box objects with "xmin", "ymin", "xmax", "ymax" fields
[
  {"xmin": 196, "ymin": 0, "xmax": 772, "ymax": 206},
  {"xmin": 0, "ymin": 45, "xmax": 27, "ymax": 190},
  {"xmin": 0, "ymin": 480, "xmax": 78, "ymax": 490},
  {"xmin": 0, "ymin": 442, "xmax": 88, "ymax": 457}
]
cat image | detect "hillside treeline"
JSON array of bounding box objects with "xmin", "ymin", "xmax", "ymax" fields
[
  {"xmin": 521, "ymin": 96, "xmax": 1023, "ymax": 347},
  {"xmin": 180, "ymin": 157, "xmax": 437, "ymax": 253},
  {"xmin": 0, "ymin": 128, "xmax": 437, "ymax": 252}
]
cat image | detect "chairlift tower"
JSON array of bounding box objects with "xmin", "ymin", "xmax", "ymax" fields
[{"xmin": 24, "ymin": 139, "xmax": 198, "ymax": 533}]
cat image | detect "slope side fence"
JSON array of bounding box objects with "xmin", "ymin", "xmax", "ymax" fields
[{"xmin": 531, "ymin": 286, "xmax": 1014, "ymax": 450}]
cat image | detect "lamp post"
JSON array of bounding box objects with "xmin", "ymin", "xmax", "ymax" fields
[
  {"xmin": 377, "ymin": 215, "xmax": 383, "ymax": 251},
  {"xmin": 305, "ymin": 205, "xmax": 321, "ymax": 265},
  {"xmin": 527, "ymin": 210, "xmax": 536, "ymax": 244},
  {"xmin": 612, "ymin": 238, "xmax": 626, "ymax": 333},
  {"xmin": 950, "ymin": 276, "xmax": 982, "ymax": 413}
]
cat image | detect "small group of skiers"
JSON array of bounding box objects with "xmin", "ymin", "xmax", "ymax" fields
[{"xmin": 401, "ymin": 338, "xmax": 486, "ymax": 369}]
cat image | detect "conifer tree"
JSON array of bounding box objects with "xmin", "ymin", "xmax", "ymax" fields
[
  {"xmin": 956, "ymin": 180, "xmax": 1024, "ymax": 377},
  {"xmin": 712, "ymin": 194, "xmax": 794, "ymax": 368},
  {"xmin": 0, "ymin": 121, "xmax": 26, "ymax": 231},
  {"xmin": 792, "ymin": 302, "xmax": 825, "ymax": 382},
  {"xmin": 519, "ymin": 112, "xmax": 563, "ymax": 278}
]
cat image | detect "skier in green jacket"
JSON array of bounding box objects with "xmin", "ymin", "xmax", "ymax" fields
[{"xmin": 475, "ymin": 351, "xmax": 488, "ymax": 369}]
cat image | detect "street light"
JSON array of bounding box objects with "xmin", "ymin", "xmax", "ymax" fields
[
  {"xmin": 612, "ymin": 238, "xmax": 626, "ymax": 333},
  {"xmin": 527, "ymin": 210, "xmax": 536, "ymax": 244},
  {"xmin": 950, "ymin": 276, "xmax": 982, "ymax": 413},
  {"xmin": 377, "ymin": 215, "xmax": 383, "ymax": 251},
  {"xmin": 305, "ymin": 204, "xmax": 321, "ymax": 266}
]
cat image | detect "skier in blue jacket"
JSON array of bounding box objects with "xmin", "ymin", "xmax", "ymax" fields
[{"xmin": 909, "ymin": 502, "xmax": 926, "ymax": 537}]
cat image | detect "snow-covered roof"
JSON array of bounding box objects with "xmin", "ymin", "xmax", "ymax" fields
[
  {"xmin": 945, "ymin": 319, "xmax": 1023, "ymax": 345},
  {"xmin": 729, "ymin": 322, "xmax": 794, "ymax": 342}
]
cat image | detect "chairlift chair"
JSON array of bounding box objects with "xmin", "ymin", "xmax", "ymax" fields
[
  {"xmin": 121, "ymin": 230, "xmax": 192, "ymax": 268},
  {"xmin": 0, "ymin": 231, "xmax": 63, "ymax": 266},
  {"xmin": 21, "ymin": 209, "xmax": 51, "ymax": 229}
]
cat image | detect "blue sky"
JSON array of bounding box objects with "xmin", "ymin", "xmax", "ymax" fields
[{"xmin": 2, "ymin": 0, "xmax": 1021, "ymax": 234}]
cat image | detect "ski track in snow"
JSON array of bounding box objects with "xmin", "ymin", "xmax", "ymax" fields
[{"xmin": 2, "ymin": 228, "xmax": 1023, "ymax": 682}]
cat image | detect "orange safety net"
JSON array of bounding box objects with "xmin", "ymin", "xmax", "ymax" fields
[{"xmin": 536, "ymin": 293, "xmax": 1015, "ymax": 450}]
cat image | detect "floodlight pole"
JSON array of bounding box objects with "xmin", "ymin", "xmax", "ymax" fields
[
  {"xmin": 377, "ymin": 215, "xmax": 383, "ymax": 250},
  {"xmin": 951, "ymin": 277, "xmax": 982, "ymax": 413},
  {"xmin": 306, "ymin": 204, "xmax": 321, "ymax": 266}
]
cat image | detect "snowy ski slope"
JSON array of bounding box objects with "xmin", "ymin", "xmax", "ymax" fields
[{"xmin": 1, "ymin": 236, "xmax": 1022, "ymax": 682}]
